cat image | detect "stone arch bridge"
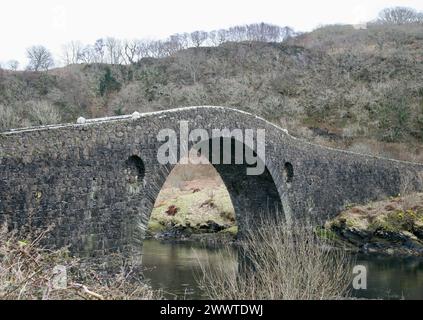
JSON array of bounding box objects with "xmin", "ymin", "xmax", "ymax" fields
[{"xmin": 1, "ymin": 106, "xmax": 423, "ymax": 256}]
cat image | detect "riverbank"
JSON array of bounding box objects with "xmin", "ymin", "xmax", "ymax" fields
[
  {"xmin": 324, "ymin": 193, "xmax": 423, "ymax": 256},
  {"xmin": 151, "ymin": 179, "xmax": 423, "ymax": 255},
  {"xmin": 147, "ymin": 178, "xmax": 237, "ymax": 241},
  {"xmin": 149, "ymin": 170, "xmax": 423, "ymax": 256}
]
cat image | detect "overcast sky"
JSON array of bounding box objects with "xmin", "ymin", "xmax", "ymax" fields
[{"xmin": 1, "ymin": 0, "xmax": 423, "ymax": 68}]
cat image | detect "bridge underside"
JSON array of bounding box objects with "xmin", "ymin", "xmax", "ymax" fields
[{"xmin": 191, "ymin": 137, "xmax": 283, "ymax": 234}]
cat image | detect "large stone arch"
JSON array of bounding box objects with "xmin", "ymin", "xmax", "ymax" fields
[{"xmin": 145, "ymin": 135, "xmax": 284, "ymax": 243}]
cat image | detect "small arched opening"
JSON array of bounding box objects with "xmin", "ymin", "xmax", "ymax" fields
[
  {"xmin": 126, "ymin": 155, "xmax": 145, "ymax": 184},
  {"xmin": 284, "ymin": 162, "xmax": 294, "ymax": 184}
]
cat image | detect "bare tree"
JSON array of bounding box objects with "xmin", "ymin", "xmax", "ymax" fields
[
  {"xmin": 179, "ymin": 33, "xmax": 192, "ymax": 48},
  {"xmin": 93, "ymin": 39, "xmax": 105, "ymax": 63},
  {"xmin": 378, "ymin": 7, "xmax": 422, "ymax": 24},
  {"xmin": 228, "ymin": 25, "xmax": 247, "ymax": 42},
  {"xmin": 7, "ymin": 60, "xmax": 19, "ymax": 71},
  {"xmin": 62, "ymin": 41, "xmax": 84, "ymax": 65},
  {"xmin": 207, "ymin": 30, "xmax": 221, "ymax": 46},
  {"xmin": 26, "ymin": 46, "xmax": 54, "ymax": 71},
  {"xmin": 21, "ymin": 22, "xmax": 296, "ymax": 71},
  {"xmin": 281, "ymin": 26, "xmax": 295, "ymax": 40},
  {"xmin": 105, "ymin": 37, "xmax": 123, "ymax": 64},
  {"xmin": 123, "ymin": 40, "xmax": 139, "ymax": 64},
  {"xmin": 145, "ymin": 40, "xmax": 169, "ymax": 58},
  {"xmin": 158, "ymin": 35, "xmax": 185, "ymax": 57},
  {"xmin": 79, "ymin": 45, "xmax": 96, "ymax": 64},
  {"xmin": 243, "ymin": 23, "xmax": 292, "ymax": 42},
  {"xmin": 135, "ymin": 39, "xmax": 152, "ymax": 59},
  {"xmin": 176, "ymin": 50, "xmax": 205, "ymax": 83},
  {"xmin": 190, "ymin": 31, "xmax": 208, "ymax": 47},
  {"xmin": 217, "ymin": 29, "xmax": 228, "ymax": 44},
  {"xmin": 168, "ymin": 33, "xmax": 190, "ymax": 50},
  {"xmin": 168, "ymin": 34, "xmax": 185, "ymax": 51}
]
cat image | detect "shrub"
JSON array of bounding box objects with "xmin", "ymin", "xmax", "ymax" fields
[
  {"xmin": 99, "ymin": 67, "xmax": 121, "ymax": 96},
  {"xmin": 0, "ymin": 104, "xmax": 20, "ymax": 131},
  {"xmin": 0, "ymin": 101, "xmax": 61, "ymax": 131},
  {"xmin": 197, "ymin": 220, "xmax": 353, "ymax": 300},
  {"xmin": 26, "ymin": 100, "xmax": 62, "ymax": 126},
  {"xmin": 377, "ymin": 96, "xmax": 411, "ymax": 142},
  {"xmin": 0, "ymin": 224, "xmax": 162, "ymax": 300}
]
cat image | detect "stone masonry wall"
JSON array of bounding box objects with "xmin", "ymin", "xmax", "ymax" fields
[{"xmin": 1, "ymin": 106, "xmax": 423, "ymax": 256}]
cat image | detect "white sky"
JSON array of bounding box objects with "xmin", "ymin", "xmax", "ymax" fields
[{"xmin": 1, "ymin": 0, "xmax": 423, "ymax": 68}]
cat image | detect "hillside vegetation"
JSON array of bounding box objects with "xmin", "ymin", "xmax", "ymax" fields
[{"xmin": 1, "ymin": 20, "xmax": 423, "ymax": 161}]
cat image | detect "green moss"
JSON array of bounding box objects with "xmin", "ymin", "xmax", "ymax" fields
[
  {"xmin": 345, "ymin": 203, "xmax": 355, "ymax": 210},
  {"xmin": 370, "ymin": 218, "xmax": 396, "ymax": 232},
  {"xmin": 220, "ymin": 226, "xmax": 238, "ymax": 236},
  {"xmin": 315, "ymin": 226, "xmax": 338, "ymax": 241},
  {"xmin": 345, "ymin": 219, "xmax": 356, "ymax": 228},
  {"xmin": 367, "ymin": 209, "xmax": 423, "ymax": 233},
  {"xmin": 340, "ymin": 215, "xmax": 368, "ymax": 229},
  {"xmin": 147, "ymin": 220, "xmax": 165, "ymax": 233}
]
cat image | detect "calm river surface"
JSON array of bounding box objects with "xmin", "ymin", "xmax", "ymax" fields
[{"xmin": 141, "ymin": 239, "xmax": 423, "ymax": 300}]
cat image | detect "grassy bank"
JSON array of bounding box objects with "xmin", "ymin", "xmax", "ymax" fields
[
  {"xmin": 148, "ymin": 178, "xmax": 237, "ymax": 239},
  {"xmin": 325, "ymin": 193, "xmax": 423, "ymax": 255}
]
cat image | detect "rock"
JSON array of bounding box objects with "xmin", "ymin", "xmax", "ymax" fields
[
  {"xmin": 206, "ymin": 221, "xmax": 225, "ymax": 232},
  {"xmin": 400, "ymin": 231, "xmax": 418, "ymax": 241},
  {"xmin": 413, "ymin": 227, "xmax": 423, "ymax": 240},
  {"xmin": 404, "ymin": 239, "xmax": 423, "ymax": 251},
  {"xmin": 338, "ymin": 227, "xmax": 369, "ymax": 246},
  {"xmin": 77, "ymin": 117, "xmax": 86, "ymax": 124},
  {"xmin": 361, "ymin": 243, "xmax": 379, "ymax": 254},
  {"xmin": 132, "ymin": 112, "xmax": 141, "ymax": 119},
  {"xmin": 386, "ymin": 248, "xmax": 395, "ymax": 256},
  {"xmin": 374, "ymin": 230, "xmax": 409, "ymax": 242}
]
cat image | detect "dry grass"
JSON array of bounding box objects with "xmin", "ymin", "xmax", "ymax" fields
[
  {"xmin": 26, "ymin": 100, "xmax": 61, "ymax": 126},
  {"xmin": 149, "ymin": 179, "xmax": 235, "ymax": 234},
  {"xmin": 0, "ymin": 224, "xmax": 162, "ymax": 300},
  {"xmin": 197, "ymin": 220, "xmax": 353, "ymax": 300},
  {"xmin": 0, "ymin": 104, "xmax": 22, "ymax": 131},
  {"xmin": 0, "ymin": 101, "xmax": 61, "ymax": 132}
]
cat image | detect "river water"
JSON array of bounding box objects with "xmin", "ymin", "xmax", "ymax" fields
[{"xmin": 141, "ymin": 239, "xmax": 423, "ymax": 300}]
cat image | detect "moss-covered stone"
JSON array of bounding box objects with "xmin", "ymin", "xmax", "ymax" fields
[
  {"xmin": 326, "ymin": 193, "xmax": 423, "ymax": 256},
  {"xmin": 314, "ymin": 226, "xmax": 339, "ymax": 241},
  {"xmin": 220, "ymin": 226, "xmax": 239, "ymax": 236}
]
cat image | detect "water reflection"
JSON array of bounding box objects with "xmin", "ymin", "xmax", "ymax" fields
[
  {"xmin": 141, "ymin": 239, "xmax": 423, "ymax": 300},
  {"xmin": 141, "ymin": 239, "xmax": 236, "ymax": 299},
  {"xmin": 354, "ymin": 255, "xmax": 423, "ymax": 300}
]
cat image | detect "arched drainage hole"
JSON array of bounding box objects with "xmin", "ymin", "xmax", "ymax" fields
[
  {"xmin": 284, "ymin": 162, "xmax": 294, "ymax": 184},
  {"xmin": 126, "ymin": 155, "xmax": 145, "ymax": 183}
]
